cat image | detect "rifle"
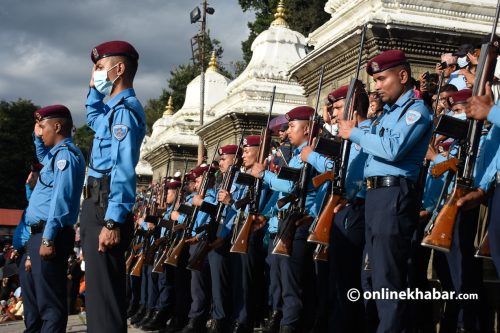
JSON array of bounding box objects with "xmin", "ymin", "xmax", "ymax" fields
[
  {"xmin": 167, "ymin": 141, "xmax": 220, "ymax": 267},
  {"xmin": 185, "ymin": 142, "xmax": 222, "ymax": 271},
  {"xmin": 313, "ymin": 244, "xmax": 328, "ymax": 262},
  {"xmin": 272, "ymin": 66, "xmax": 325, "ymax": 256},
  {"xmin": 152, "ymin": 160, "xmax": 190, "ymax": 273},
  {"xmin": 430, "ymin": 158, "xmax": 459, "ymax": 178},
  {"xmin": 308, "ymin": 25, "xmax": 367, "ymax": 246},
  {"xmin": 421, "ymin": 4, "xmax": 500, "ymax": 252},
  {"xmin": 231, "ymin": 87, "xmax": 276, "ymax": 254},
  {"xmin": 475, "ymin": 231, "xmax": 491, "ymax": 259}
]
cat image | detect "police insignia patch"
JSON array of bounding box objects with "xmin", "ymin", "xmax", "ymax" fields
[
  {"xmin": 56, "ymin": 159, "xmax": 67, "ymax": 171},
  {"xmin": 243, "ymin": 138, "xmax": 248, "ymax": 145},
  {"xmin": 371, "ymin": 62, "xmax": 380, "ymax": 72},
  {"xmin": 92, "ymin": 48, "xmax": 99, "ymax": 59},
  {"xmin": 354, "ymin": 144, "xmax": 361, "ymax": 151},
  {"xmin": 113, "ymin": 124, "xmax": 129, "ymax": 141},
  {"xmin": 405, "ymin": 110, "xmax": 421, "ymax": 126}
]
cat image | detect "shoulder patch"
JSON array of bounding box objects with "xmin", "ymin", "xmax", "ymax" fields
[
  {"xmin": 405, "ymin": 110, "xmax": 421, "ymax": 126},
  {"xmin": 56, "ymin": 159, "xmax": 67, "ymax": 171},
  {"xmin": 354, "ymin": 144, "xmax": 361, "ymax": 151},
  {"xmin": 113, "ymin": 124, "xmax": 129, "ymax": 141}
]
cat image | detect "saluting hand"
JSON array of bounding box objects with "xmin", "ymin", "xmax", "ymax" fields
[
  {"xmin": 98, "ymin": 227, "xmax": 121, "ymax": 252},
  {"xmin": 466, "ymin": 82, "xmax": 494, "ymax": 120},
  {"xmin": 40, "ymin": 244, "xmax": 56, "ymax": 260},
  {"xmin": 89, "ymin": 64, "xmax": 96, "ymax": 88}
]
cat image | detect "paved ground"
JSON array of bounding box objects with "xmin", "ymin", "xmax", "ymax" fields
[{"xmin": 0, "ymin": 314, "xmax": 147, "ymax": 333}]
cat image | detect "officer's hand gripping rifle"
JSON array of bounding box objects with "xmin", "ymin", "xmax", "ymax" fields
[
  {"xmin": 308, "ymin": 25, "xmax": 367, "ymax": 246},
  {"xmin": 272, "ymin": 67, "xmax": 325, "ymax": 256},
  {"xmin": 421, "ymin": 3, "xmax": 500, "ymax": 252},
  {"xmin": 231, "ymin": 87, "xmax": 276, "ymax": 254}
]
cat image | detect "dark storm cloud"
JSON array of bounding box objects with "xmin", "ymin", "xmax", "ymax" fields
[{"xmin": 0, "ymin": 0, "xmax": 254, "ymax": 125}]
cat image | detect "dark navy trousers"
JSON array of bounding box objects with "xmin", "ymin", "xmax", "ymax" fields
[
  {"xmin": 208, "ymin": 239, "xmax": 231, "ymax": 321},
  {"xmin": 364, "ymin": 182, "xmax": 418, "ymax": 333},
  {"xmin": 188, "ymin": 242, "xmax": 211, "ymax": 319},
  {"xmin": 489, "ymin": 186, "xmax": 500, "ymax": 276},
  {"xmin": 328, "ymin": 202, "xmax": 365, "ymax": 333},
  {"xmin": 25, "ymin": 227, "xmax": 74, "ymax": 333}
]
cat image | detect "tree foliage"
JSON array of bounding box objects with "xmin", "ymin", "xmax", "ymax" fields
[
  {"xmin": 0, "ymin": 99, "xmax": 39, "ymax": 209},
  {"xmin": 73, "ymin": 124, "xmax": 94, "ymax": 160},
  {"xmin": 239, "ymin": 0, "xmax": 330, "ymax": 63},
  {"xmin": 143, "ymin": 37, "xmax": 233, "ymax": 134}
]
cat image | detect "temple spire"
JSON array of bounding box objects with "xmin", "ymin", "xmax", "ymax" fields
[
  {"xmin": 163, "ymin": 96, "xmax": 174, "ymax": 116},
  {"xmin": 271, "ymin": 0, "xmax": 289, "ymax": 28},
  {"xmin": 207, "ymin": 51, "xmax": 219, "ymax": 72}
]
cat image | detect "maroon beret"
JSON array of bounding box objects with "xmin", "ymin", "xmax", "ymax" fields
[
  {"xmin": 166, "ymin": 180, "xmax": 182, "ymax": 189},
  {"xmin": 243, "ymin": 135, "xmax": 261, "ymax": 147},
  {"xmin": 34, "ymin": 105, "xmax": 72, "ymax": 122},
  {"xmin": 327, "ymin": 85, "xmax": 349, "ymax": 104},
  {"xmin": 366, "ymin": 50, "xmax": 408, "ymax": 76},
  {"xmin": 218, "ymin": 144, "xmax": 238, "ymax": 155},
  {"xmin": 91, "ymin": 40, "xmax": 139, "ymax": 64},
  {"xmin": 192, "ymin": 164, "xmax": 210, "ymax": 178},
  {"xmin": 186, "ymin": 171, "xmax": 196, "ymax": 181},
  {"xmin": 449, "ymin": 89, "xmax": 472, "ymax": 105},
  {"xmin": 286, "ymin": 106, "xmax": 315, "ymax": 121}
]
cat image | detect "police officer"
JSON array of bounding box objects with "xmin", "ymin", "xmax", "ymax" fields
[
  {"xmin": 302, "ymin": 84, "xmax": 371, "ymax": 333},
  {"xmin": 251, "ymin": 106, "xmax": 320, "ymax": 333},
  {"xmin": 81, "ymin": 40, "xmax": 146, "ymax": 333},
  {"xmin": 22, "ymin": 105, "xmax": 85, "ymax": 332},
  {"xmin": 338, "ymin": 50, "xmax": 433, "ymax": 332},
  {"xmin": 462, "ymin": 82, "xmax": 500, "ymax": 275}
]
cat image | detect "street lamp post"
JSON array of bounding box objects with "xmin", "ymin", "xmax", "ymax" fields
[{"xmin": 190, "ymin": 1, "xmax": 214, "ymax": 164}]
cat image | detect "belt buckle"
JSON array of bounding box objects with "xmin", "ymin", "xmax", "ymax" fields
[
  {"xmin": 497, "ymin": 172, "xmax": 500, "ymax": 185},
  {"xmin": 366, "ymin": 177, "xmax": 374, "ymax": 190},
  {"xmin": 28, "ymin": 225, "xmax": 34, "ymax": 235}
]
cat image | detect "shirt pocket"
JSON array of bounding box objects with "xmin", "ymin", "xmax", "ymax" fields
[
  {"xmin": 93, "ymin": 123, "xmax": 112, "ymax": 151},
  {"xmin": 38, "ymin": 168, "xmax": 54, "ymax": 188}
]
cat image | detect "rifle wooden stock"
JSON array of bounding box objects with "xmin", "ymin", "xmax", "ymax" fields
[
  {"xmin": 186, "ymin": 239, "xmax": 211, "ymax": 271},
  {"xmin": 165, "ymin": 238, "xmax": 185, "ymax": 267},
  {"xmin": 272, "ymin": 212, "xmax": 312, "ymax": 256},
  {"xmin": 230, "ymin": 213, "xmax": 257, "ymax": 254},
  {"xmin": 313, "ymin": 244, "xmax": 328, "ymax": 262},
  {"xmin": 421, "ymin": 183, "xmax": 470, "ymax": 252},
  {"xmin": 152, "ymin": 247, "xmax": 168, "ymax": 273},
  {"xmin": 475, "ymin": 231, "xmax": 491, "ymax": 259},
  {"xmin": 312, "ymin": 170, "xmax": 334, "ymax": 189},
  {"xmin": 431, "ymin": 158, "xmax": 459, "ymax": 178},
  {"xmin": 125, "ymin": 252, "xmax": 135, "ymax": 273},
  {"xmin": 308, "ymin": 194, "xmax": 343, "ymax": 245},
  {"xmin": 130, "ymin": 253, "xmax": 145, "ymax": 277}
]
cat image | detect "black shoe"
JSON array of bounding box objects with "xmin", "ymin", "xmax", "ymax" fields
[
  {"xmin": 232, "ymin": 322, "xmax": 252, "ymax": 333},
  {"xmin": 161, "ymin": 317, "xmax": 188, "ymax": 333},
  {"xmin": 129, "ymin": 305, "xmax": 147, "ymax": 325},
  {"xmin": 135, "ymin": 308, "xmax": 155, "ymax": 328},
  {"xmin": 279, "ymin": 326, "xmax": 296, "ymax": 333},
  {"xmin": 263, "ymin": 310, "xmax": 282, "ymax": 333},
  {"xmin": 207, "ymin": 319, "xmax": 225, "ymax": 333},
  {"xmin": 180, "ymin": 316, "xmax": 206, "ymax": 333},
  {"xmin": 142, "ymin": 308, "xmax": 171, "ymax": 331},
  {"xmin": 126, "ymin": 303, "xmax": 140, "ymax": 319}
]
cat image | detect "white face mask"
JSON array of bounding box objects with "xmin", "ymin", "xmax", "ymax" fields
[
  {"xmin": 93, "ymin": 64, "xmax": 119, "ymax": 96},
  {"xmin": 452, "ymin": 112, "xmax": 467, "ymax": 120},
  {"xmin": 457, "ymin": 56, "xmax": 469, "ymax": 69}
]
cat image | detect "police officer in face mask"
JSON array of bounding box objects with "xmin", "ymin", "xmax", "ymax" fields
[{"xmin": 81, "ymin": 40, "xmax": 146, "ymax": 333}]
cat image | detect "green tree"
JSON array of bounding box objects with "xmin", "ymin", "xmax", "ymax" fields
[
  {"xmin": 239, "ymin": 0, "xmax": 330, "ymax": 63},
  {"xmin": 73, "ymin": 124, "xmax": 94, "ymax": 160},
  {"xmin": 143, "ymin": 37, "xmax": 233, "ymax": 134},
  {"xmin": 0, "ymin": 99, "xmax": 39, "ymax": 209}
]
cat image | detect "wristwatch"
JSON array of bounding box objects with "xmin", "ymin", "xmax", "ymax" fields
[
  {"xmin": 105, "ymin": 220, "xmax": 120, "ymax": 230},
  {"xmin": 42, "ymin": 238, "xmax": 54, "ymax": 247}
]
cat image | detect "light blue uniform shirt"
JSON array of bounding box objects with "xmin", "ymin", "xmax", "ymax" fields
[
  {"xmin": 262, "ymin": 142, "xmax": 318, "ymax": 217},
  {"xmin": 13, "ymin": 212, "xmax": 30, "ymax": 250},
  {"xmin": 476, "ymin": 103, "xmax": 500, "ymax": 191},
  {"xmin": 217, "ymin": 177, "xmax": 247, "ymax": 239},
  {"xmin": 349, "ymin": 90, "xmax": 433, "ymax": 183},
  {"xmin": 26, "ymin": 136, "xmax": 85, "ymax": 240},
  {"xmin": 86, "ymin": 88, "xmax": 146, "ymax": 223}
]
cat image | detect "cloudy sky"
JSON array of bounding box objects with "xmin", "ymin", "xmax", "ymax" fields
[{"xmin": 0, "ymin": 0, "xmax": 254, "ymax": 126}]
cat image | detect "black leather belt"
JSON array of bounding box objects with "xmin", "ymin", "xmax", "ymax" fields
[
  {"xmin": 28, "ymin": 220, "xmax": 46, "ymax": 234},
  {"xmin": 366, "ymin": 176, "xmax": 407, "ymax": 190}
]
